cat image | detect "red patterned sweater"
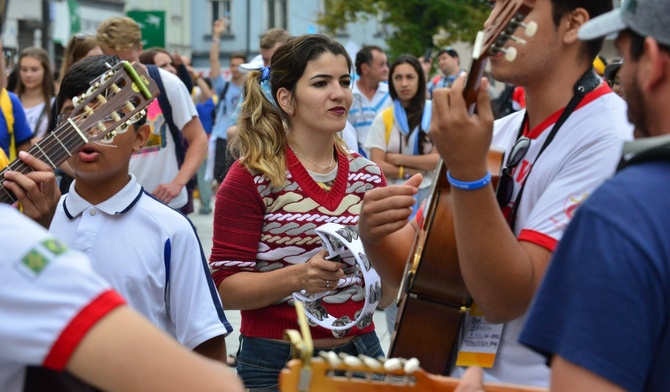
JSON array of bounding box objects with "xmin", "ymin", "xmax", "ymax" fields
[{"xmin": 210, "ymin": 147, "xmax": 387, "ymax": 339}]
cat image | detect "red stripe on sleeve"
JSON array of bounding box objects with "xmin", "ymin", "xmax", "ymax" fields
[
  {"xmin": 43, "ymin": 290, "xmax": 126, "ymax": 370},
  {"xmin": 518, "ymin": 229, "xmax": 559, "ymax": 252}
]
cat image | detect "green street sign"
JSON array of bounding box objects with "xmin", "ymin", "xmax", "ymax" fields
[
  {"xmin": 126, "ymin": 10, "xmax": 166, "ymax": 49},
  {"xmin": 68, "ymin": 0, "xmax": 81, "ymax": 34}
]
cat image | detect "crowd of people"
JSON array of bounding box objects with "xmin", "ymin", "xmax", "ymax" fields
[{"xmin": 2, "ymin": 0, "xmax": 670, "ymax": 390}]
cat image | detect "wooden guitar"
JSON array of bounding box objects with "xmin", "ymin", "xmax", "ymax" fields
[
  {"xmin": 389, "ymin": 0, "xmax": 538, "ymax": 375},
  {"xmin": 0, "ymin": 61, "xmax": 159, "ymax": 204},
  {"xmin": 279, "ymin": 302, "xmax": 547, "ymax": 392},
  {"xmin": 280, "ymin": 356, "xmax": 547, "ymax": 392}
]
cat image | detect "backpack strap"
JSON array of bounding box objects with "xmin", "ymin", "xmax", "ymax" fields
[
  {"xmin": 0, "ymin": 88, "xmax": 16, "ymax": 160},
  {"xmin": 146, "ymin": 65, "xmax": 185, "ymax": 165},
  {"xmin": 215, "ymin": 80, "xmax": 230, "ymax": 116},
  {"xmin": 381, "ymin": 105, "xmax": 394, "ymax": 144}
]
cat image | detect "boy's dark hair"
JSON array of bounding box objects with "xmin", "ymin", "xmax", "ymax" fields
[
  {"xmin": 57, "ymin": 54, "xmax": 146, "ymax": 128},
  {"xmin": 550, "ymin": 0, "xmax": 613, "ymax": 61}
]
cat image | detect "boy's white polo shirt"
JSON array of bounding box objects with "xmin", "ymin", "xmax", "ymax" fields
[{"xmin": 50, "ymin": 174, "xmax": 232, "ymax": 350}]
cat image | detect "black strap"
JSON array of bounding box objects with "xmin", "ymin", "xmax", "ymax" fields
[
  {"xmin": 215, "ymin": 80, "xmax": 230, "ymax": 116},
  {"xmin": 33, "ymin": 101, "xmax": 49, "ymax": 136},
  {"xmin": 146, "ymin": 65, "xmax": 185, "ymax": 165},
  {"xmin": 504, "ymin": 68, "xmax": 601, "ymax": 228}
]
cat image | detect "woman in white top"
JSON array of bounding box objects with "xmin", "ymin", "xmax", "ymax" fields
[
  {"xmin": 364, "ymin": 54, "xmax": 439, "ymax": 219},
  {"xmin": 15, "ymin": 47, "xmax": 55, "ymax": 140}
]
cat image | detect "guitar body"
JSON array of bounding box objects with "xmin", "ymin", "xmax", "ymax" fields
[{"xmin": 390, "ymin": 151, "xmax": 504, "ymax": 375}]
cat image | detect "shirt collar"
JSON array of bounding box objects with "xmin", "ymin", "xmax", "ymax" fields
[{"xmin": 62, "ymin": 174, "xmax": 144, "ymax": 219}]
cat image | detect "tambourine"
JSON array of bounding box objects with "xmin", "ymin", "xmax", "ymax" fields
[{"xmin": 292, "ymin": 223, "xmax": 382, "ymax": 338}]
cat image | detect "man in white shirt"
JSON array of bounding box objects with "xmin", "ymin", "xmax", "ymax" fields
[{"xmin": 348, "ymin": 45, "xmax": 392, "ymax": 156}]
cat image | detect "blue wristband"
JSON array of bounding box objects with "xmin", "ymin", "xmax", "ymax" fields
[{"xmin": 446, "ymin": 170, "xmax": 492, "ymax": 190}]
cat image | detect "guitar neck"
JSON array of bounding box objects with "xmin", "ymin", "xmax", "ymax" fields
[
  {"xmin": 463, "ymin": 32, "xmax": 489, "ymax": 114},
  {"xmin": 0, "ymin": 123, "xmax": 87, "ymax": 204}
]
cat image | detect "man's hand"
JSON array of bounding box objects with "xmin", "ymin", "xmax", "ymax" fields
[
  {"xmin": 430, "ymin": 74, "xmax": 494, "ymax": 181},
  {"xmin": 3, "ymin": 151, "xmax": 61, "ymax": 228},
  {"xmin": 359, "ymin": 174, "xmax": 422, "ymax": 247},
  {"xmin": 213, "ymin": 18, "xmax": 227, "ymax": 39},
  {"xmin": 152, "ymin": 181, "xmax": 184, "ymax": 205},
  {"xmin": 454, "ymin": 367, "xmax": 486, "ymax": 392}
]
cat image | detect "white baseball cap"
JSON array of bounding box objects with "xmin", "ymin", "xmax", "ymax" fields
[
  {"xmin": 239, "ymin": 54, "xmax": 264, "ymax": 74},
  {"xmin": 579, "ymin": 0, "xmax": 670, "ymax": 47}
]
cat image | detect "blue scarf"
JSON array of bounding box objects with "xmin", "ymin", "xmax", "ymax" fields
[{"xmin": 393, "ymin": 99, "xmax": 432, "ymax": 155}]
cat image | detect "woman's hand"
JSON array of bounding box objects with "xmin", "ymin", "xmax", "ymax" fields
[{"xmin": 301, "ymin": 249, "xmax": 344, "ymax": 294}]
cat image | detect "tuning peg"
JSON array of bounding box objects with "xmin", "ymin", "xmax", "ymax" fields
[
  {"xmin": 520, "ymin": 21, "xmax": 538, "ymax": 37},
  {"xmin": 509, "ymin": 35, "xmax": 527, "ymax": 45},
  {"xmin": 383, "ymin": 357, "xmax": 403, "ymax": 372},
  {"xmin": 501, "ymin": 46, "xmax": 518, "ymax": 62},
  {"xmin": 343, "ymin": 355, "xmax": 363, "ymax": 367},
  {"xmin": 403, "ymin": 357, "xmax": 420, "ymax": 374}
]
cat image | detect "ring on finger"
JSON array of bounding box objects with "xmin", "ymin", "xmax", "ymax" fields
[{"xmin": 325, "ymin": 279, "xmax": 331, "ymax": 288}]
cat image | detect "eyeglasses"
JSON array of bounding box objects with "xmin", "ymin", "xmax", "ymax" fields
[{"xmin": 496, "ymin": 136, "xmax": 531, "ymax": 208}]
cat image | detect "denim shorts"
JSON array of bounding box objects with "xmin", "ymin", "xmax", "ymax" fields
[{"xmin": 236, "ymin": 331, "xmax": 384, "ymax": 391}]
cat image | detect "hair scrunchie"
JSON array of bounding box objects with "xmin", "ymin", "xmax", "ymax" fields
[{"xmin": 260, "ymin": 66, "xmax": 271, "ymax": 82}]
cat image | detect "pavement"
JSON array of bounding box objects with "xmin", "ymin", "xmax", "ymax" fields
[{"xmin": 188, "ymin": 199, "xmax": 393, "ymax": 358}]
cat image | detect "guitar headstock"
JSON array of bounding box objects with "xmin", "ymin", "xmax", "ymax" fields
[
  {"xmin": 279, "ymin": 352, "xmax": 443, "ymax": 391},
  {"xmin": 463, "ymin": 0, "xmax": 537, "ymax": 112},
  {"xmin": 475, "ymin": 0, "xmax": 537, "ymax": 62},
  {"xmin": 59, "ymin": 61, "xmax": 159, "ymax": 144},
  {"xmin": 279, "ymin": 351, "xmax": 549, "ymax": 392}
]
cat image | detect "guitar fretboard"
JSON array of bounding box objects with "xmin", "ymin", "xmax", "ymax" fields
[{"xmin": 0, "ymin": 122, "xmax": 89, "ymax": 204}]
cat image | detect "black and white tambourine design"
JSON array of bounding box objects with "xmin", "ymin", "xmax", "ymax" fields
[{"xmin": 292, "ymin": 223, "xmax": 382, "ymax": 338}]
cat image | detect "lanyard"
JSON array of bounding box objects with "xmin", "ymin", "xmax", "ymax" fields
[{"xmin": 503, "ymin": 68, "xmax": 601, "ymax": 229}]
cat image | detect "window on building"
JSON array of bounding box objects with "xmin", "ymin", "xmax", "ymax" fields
[
  {"xmin": 211, "ymin": 0, "xmax": 232, "ymax": 33},
  {"xmin": 265, "ymin": 0, "xmax": 287, "ymax": 30}
]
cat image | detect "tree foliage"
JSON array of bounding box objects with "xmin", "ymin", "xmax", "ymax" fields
[{"xmin": 319, "ymin": 0, "xmax": 491, "ymax": 59}]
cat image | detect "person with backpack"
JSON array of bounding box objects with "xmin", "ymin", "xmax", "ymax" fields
[
  {"xmin": 96, "ymin": 17, "xmax": 208, "ymax": 215},
  {"xmin": 0, "ymin": 38, "xmax": 33, "ymax": 165},
  {"xmin": 362, "ymin": 54, "xmax": 439, "ymax": 337},
  {"xmin": 209, "ymin": 18, "xmax": 247, "ymax": 186}
]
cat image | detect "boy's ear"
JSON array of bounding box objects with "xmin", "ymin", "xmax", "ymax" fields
[{"xmin": 133, "ymin": 124, "xmax": 150, "ymax": 152}]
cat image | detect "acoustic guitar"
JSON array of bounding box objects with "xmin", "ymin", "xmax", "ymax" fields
[
  {"xmin": 0, "ymin": 61, "xmax": 159, "ymax": 204},
  {"xmin": 389, "ymin": 0, "xmax": 538, "ymax": 375},
  {"xmin": 279, "ymin": 302, "xmax": 547, "ymax": 392}
]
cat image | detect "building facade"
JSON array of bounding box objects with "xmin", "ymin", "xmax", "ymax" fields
[{"xmin": 190, "ymin": 0, "xmax": 389, "ymax": 70}]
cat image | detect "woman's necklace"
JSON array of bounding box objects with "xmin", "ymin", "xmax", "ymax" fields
[{"xmin": 289, "ymin": 145, "xmax": 335, "ymax": 171}]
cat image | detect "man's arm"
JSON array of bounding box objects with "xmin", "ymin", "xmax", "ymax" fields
[
  {"xmin": 153, "ymin": 117, "xmax": 208, "ymax": 205},
  {"xmin": 209, "ymin": 19, "xmax": 227, "ymax": 80},
  {"xmin": 176, "ymin": 117, "xmax": 208, "ymax": 186},
  {"xmin": 68, "ymin": 306, "xmax": 243, "ymax": 392},
  {"xmin": 430, "ymin": 75, "xmax": 552, "ymax": 323}
]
